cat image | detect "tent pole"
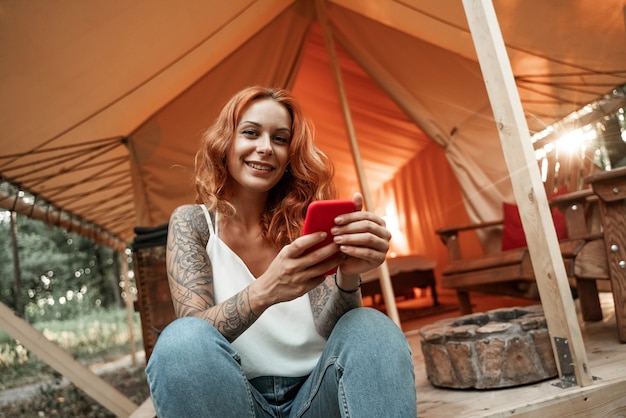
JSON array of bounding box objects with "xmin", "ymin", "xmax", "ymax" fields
[
  {"xmin": 315, "ymin": 0, "xmax": 400, "ymax": 326},
  {"xmin": 463, "ymin": 0, "xmax": 592, "ymax": 387}
]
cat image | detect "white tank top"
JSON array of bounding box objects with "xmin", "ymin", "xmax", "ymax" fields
[{"xmin": 200, "ymin": 205, "xmax": 326, "ymax": 379}]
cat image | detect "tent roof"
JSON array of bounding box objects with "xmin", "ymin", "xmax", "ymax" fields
[{"xmin": 1, "ymin": 0, "xmax": 625, "ymax": 247}]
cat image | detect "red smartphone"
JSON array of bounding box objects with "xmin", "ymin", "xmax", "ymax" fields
[{"xmin": 302, "ymin": 199, "xmax": 357, "ymax": 275}]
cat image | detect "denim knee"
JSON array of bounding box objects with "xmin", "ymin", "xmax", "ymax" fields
[
  {"xmin": 146, "ymin": 318, "xmax": 257, "ymax": 417},
  {"xmin": 146, "ymin": 317, "xmax": 239, "ymax": 389},
  {"xmin": 332, "ymin": 307, "xmax": 410, "ymax": 349},
  {"xmin": 320, "ymin": 308, "xmax": 416, "ymax": 417},
  {"xmin": 149, "ymin": 317, "xmax": 233, "ymax": 362}
]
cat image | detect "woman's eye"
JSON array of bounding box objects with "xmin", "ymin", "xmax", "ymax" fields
[
  {"xmin": 242, "ymin": 130, "xmax": 257, "ymax": 137},
  {"xmin": 274, "ymin": 136, "xmax": 289, "ymax": 144}
]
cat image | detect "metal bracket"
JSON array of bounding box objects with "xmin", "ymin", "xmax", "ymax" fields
[
  {"xmin": 553, "ymin": 375, "xmax": 601, "ymax": 389},
  {"xmin": 551, "ymin": 337, "xmax": 601, "ymax": 388},
  {"xmin": 552, "ymin": 337, "xmax": 577, "ymax": 388}
]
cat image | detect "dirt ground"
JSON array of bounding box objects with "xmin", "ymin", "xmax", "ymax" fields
[{"xmin": 0, "ymin": 366, "xmax": 150, "ymax": 418}]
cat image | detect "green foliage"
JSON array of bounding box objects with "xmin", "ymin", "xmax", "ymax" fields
[
  {"xmin": 0, "ymin": 211, "xmax": 123, "ymax": 319},
  {"xmin": 0, "ymin": 308, "xmax": 143, "ymax": 391},
  {"xmin": 0, "ymin": 211, "xmax": 148, "ymax": 416},
  {"xmin": 33, "ymin": 308, "xmax": 142, "ymax": 358},
  {"xmin": 0, "ymin": 340, "xmax": 28, "ymax": 366}
]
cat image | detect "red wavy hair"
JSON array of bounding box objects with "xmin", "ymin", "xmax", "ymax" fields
[{"xmin": 195, "ymin": 86, "xmax": 335, "ymax": 247}]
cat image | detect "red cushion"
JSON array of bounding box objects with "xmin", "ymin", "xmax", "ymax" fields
[{"xmin": 501, "ymin": 201, "xmax": 569, "ymax": 251}]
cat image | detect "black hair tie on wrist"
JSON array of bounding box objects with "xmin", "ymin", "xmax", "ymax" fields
[{"xmin": 335, "ymin": 274, "xmax": 361, "ymax": 293}]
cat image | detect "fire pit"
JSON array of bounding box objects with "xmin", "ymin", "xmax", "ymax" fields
[{"xmin": 419, "ymin": 305, "xmax": 558, "ymax": 389}]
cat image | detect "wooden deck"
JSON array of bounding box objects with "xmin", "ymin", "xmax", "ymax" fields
[
  {"xmin": 403, "ymin": 291, "xmax": 626, "ymax": 417},
  {"xmin": 129, "ymin": 291, "xmax": 626, "ymax": 418}
]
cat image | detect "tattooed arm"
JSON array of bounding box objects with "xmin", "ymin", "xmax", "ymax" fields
[
  {"xmin": 166, "ymin": 205, "xmax": 264, "ymax": 342},
  {"xmin": 308, "ymin": 270, "xmax": 362, "ymax": 339}
]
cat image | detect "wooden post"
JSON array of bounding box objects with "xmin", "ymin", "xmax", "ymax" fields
[
  {"xmin": 463, "ymin": 0, "xmax": 593, "ymax": 386},
  {"xmin": 120, "ymin": 250, "xmax": 138, "ymax": 366},
  {"xmin": 316, "ymin": 0, "xmax": 400, "ymax": 326},
  {"xmin": 0, "ymin": 302, "xmax": 138, "ymax": 417},
  {"xmin": 9, "ymin": 211, "xmax": 24, "ymax": 317}
]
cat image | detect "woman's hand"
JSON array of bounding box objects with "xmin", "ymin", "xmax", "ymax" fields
[
  {"xmin": 331, "ymin": 193, "xmax": 392, "ymax": 276},
  {"xmin": 251, "ymin": 231, "xmax": 343, "ymax": 306}
]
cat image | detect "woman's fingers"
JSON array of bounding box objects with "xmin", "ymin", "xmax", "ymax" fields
[
  {"xmin": 326, "ymin": 209, "xmax": 391, "ymax": 275},
  {"xmin": 331, "ymin": 215, "xmax": 392, "ymax": 249}
]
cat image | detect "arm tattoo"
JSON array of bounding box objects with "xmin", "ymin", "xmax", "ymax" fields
[
  {"xmin": 211, "ymin": 287, "xmax": 258, "ymax": 340},
  {"xmin": 309, "ymin": 275, "xmax": 362, "ymax": 339},
  {"xmin": 166, "ymin": 205, "xmax": 259, "ymax": 342}
]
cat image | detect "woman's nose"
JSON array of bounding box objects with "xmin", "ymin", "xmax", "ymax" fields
[{"xmin": 256, "ymin": 134, "xmax": 273, "ymax": 155}]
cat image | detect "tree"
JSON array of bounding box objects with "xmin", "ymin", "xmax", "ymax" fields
[
  {"xmin": 9, "ymin": 211, "xmax": 24, "ymax": 317},
  {"xmin": 0, "ymin": 211, "xmax": 13, "ymax": 309},
  {"xmin": 0, "ymin": 210, "xmax": 121, "ymax": 322}
]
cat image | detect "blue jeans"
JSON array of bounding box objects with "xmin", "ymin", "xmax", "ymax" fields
[{"xmin": 146, "ymin": 307, "xmax": 417, "ymax": 417}]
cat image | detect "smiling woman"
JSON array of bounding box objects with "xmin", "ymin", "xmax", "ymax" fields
[
  {"xmin": 145, "ymin": 86, "xmax": 417, "ymax": 418},
  {"xmin": 226, "ymin": 99, "xmax": 292, "ymax": 197}
]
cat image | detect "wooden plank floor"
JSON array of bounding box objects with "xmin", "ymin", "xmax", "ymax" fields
[
  {"xmin": 131, "ymin": 291, "xmax": 626, "ymax": 418},
  {"xmin": 400, "ymin": 291, "xmax": 626, "ymax": 417}
]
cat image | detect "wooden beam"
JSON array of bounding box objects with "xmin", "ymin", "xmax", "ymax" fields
[
  {"xmin": 484, "ymin": 378, "xmax": 626, "ymax": 417},
  {"xmin": 120, "ymin": 251, "xmax": 138, "ymax": 366},
  {"xmin": 129, "ymin": 397, "xmax": 156, "ymax": 418},
  {"xmin": 0, "ymin": 302, "xmax": 138, "ymax": 417},
  {"xmin": 462, "ymin": 0, "xmax": 593, "ymax": 386},
  {"xmin": 315, "ymin": 0, "xmax": 400, "ymax": 326},
  {"xmin": 0, "ymin": 188, "xmax": 126, "ymax": 252}
]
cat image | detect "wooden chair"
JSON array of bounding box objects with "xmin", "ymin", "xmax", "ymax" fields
[
  {"xmin": 585, "ymin": 166, "xmax": 626, "ymax": 342},
  {"xmin": 435, "ymin": 160, "xmax": 626, "ymax": 342}
]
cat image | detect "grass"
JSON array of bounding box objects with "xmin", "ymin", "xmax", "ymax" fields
[{"xmin": 0, "ymin": 308, "xmax": 143, "ymax": 391}]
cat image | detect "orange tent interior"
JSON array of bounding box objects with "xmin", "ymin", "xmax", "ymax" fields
[{"xmin": 1, "ymin": 0, "xmax": 625, "ymax": 295}]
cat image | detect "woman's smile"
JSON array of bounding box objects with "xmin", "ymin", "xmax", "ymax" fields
[{"xmin": 245, "ymin": 161, "xmax": 275, "ymax": 172}]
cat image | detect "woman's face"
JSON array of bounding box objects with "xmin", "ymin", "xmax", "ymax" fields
[{"xmin": 226, "ymin": 98, "xmax": 292, "ymax": 196}]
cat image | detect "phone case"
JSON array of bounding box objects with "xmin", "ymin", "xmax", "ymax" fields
[{"xmin": 302, "ymin": 200, "xmax": 356, "ymax": 275}]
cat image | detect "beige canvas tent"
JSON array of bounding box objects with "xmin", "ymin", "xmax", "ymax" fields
[
  {"xmin": 2, "ymin": 0, "xmax": 626, "ymax": 416},
  {"xmin": 2, "ymin": 0, "xmax": 625, "ymax": 269}
]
